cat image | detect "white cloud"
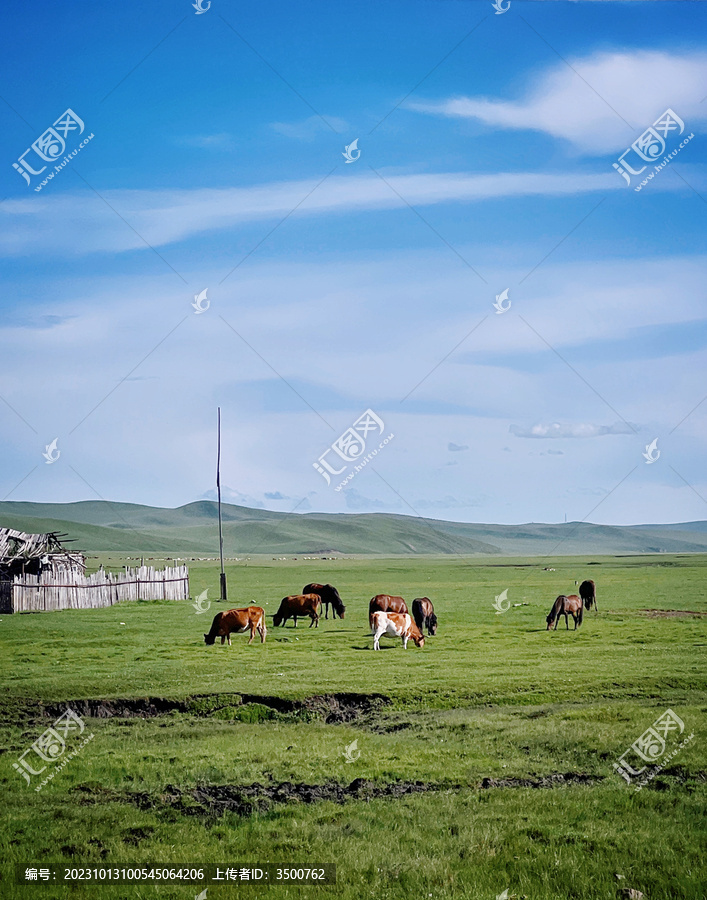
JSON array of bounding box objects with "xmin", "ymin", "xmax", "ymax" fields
[
  {"xmin": 342, "ymin": 488, "xmax": 390, "ymax": 511},
  {"xmin": 448, "ymin": 442, "xmax": 469, "ymax": 451},
  {"xmin": 0, "ymin": 169, "xmax": 619, "ymax": 257},
  {"xmin": 509, "ymin": 422, "xmax": 635, "ymax": 439},
  {"xmin": 0, "ymin": 252, "xmax": 704, "ymax": 524},
  {"xmin": 175, "ymin": 133, "xmax": 236, "ymax": 150},
  {"xmin": 201, "ymin": 486, "xmax": 264, "ymax": 508},
  {"xmin": 410, "ymin": 50, "xmax": 707, "ymax": 153},
  {"xmin": 270, "ymin": 115, "xmax": 348, "ymax": 140}
]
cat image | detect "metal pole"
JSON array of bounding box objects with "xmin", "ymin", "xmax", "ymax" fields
[{"xmin": 217, "ymin": 407, "xmax": 227, "ymax": 601}]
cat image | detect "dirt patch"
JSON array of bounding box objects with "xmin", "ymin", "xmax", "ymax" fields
[
  {"xmin": 40, "ymin": 697, "xmax": 188, "ymax": 719},
  {"xmin": 639, "ymin": 609, "xmax": 707, "ymax": 618},
  {"xmin": 130, "ymin": 779, "xmax": 441, "ymax": 818},
  {"xmin": 75, "ymin": 768, "xmax": 702, "ymax": 820},
  {"xmin": 479, "ymin": 772, "xmax": 601, "ymax": 789},
  {"xmin": 112, "ymin": 772, "xmax": 607, "ymax": 819},
  {"xmin": 297, "ymin": 693, "xmax": 391, "ymax": 724},
  {"xmin": 39, "ymin": 692, "xmax": 391, "ymax": 725}
]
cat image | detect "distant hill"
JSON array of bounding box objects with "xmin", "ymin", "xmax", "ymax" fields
[{"xmin": 1, "ymin": 501, "xmax": 706, "ymax": 557}]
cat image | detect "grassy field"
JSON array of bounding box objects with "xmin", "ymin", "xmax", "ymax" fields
[{"xmin": 1, "ymin": 554, "xmax": 705, "ymax": 899}]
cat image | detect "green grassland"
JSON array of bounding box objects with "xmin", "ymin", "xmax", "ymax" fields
[{"xmin": 1, "ymin": 554, "xmax": 705, "ymax": 899}]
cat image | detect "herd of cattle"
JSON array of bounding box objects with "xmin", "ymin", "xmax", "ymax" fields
[
  {"xmin": 203, "ymin": 582, "xmax": 436, "ymax": 649},
  {"xmin": 203, "ymin": 578, "xmax": 597, "ymax": 648}
]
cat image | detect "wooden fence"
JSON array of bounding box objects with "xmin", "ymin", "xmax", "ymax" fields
[{"xmin": 1, "ymin": 565, "xmax": 189, "ymax": 613}]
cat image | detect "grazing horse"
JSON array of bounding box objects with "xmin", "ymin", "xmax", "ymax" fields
[
  {"xmin": 371, "ymin": 611, "xmax": 425, "ymax": 650},
  {"xmin": 273, "ymin": 593, "xmax": 321, "ymax": 628},
  {"xmin": 579, "ymin": 579, "xmax": 597, "ymax": 612},
  {"xmin": 204, "ymin": 607, "xmax": 267, "ymax": 645},
  {"xmin": 302, "ymin": 583, "xmax": 346, "ymax": 619},
  {"xmin": 412, "ymin": 597, "xmax": 438, "ymax": 635},
  {"xmin": 369, "ymin": 594, "xmax": 408, "ymax": 627},
  {"xmin": 546, "ymin": 594, "xmax": 583, "ymax": 631}
]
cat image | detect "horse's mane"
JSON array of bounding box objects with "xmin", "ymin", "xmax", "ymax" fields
[
  {"xmin": 546, "ymin": 595, "xmax": 565, "ymax": 624},
  {"xmin": 325, "ymin": 584, "xmax": 345, "ymax": 612}
]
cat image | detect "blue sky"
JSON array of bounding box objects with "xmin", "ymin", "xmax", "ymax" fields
[{"xmin": 1, "ymin": 0, "xmax": 705, "ymax": 526}]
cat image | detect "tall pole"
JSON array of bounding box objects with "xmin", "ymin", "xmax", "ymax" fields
[{"xmin": 217, "ymin": 407, "xmax": 227, "ymax": 601}]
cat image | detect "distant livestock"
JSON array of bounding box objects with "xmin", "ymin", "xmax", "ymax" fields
[
  {"xmin": 369, "ymin": 594, "xmax": 408, "ymax": 626},
  {"xmin": 546, "ymin": 594, "xmax": 583, "ymax": 631},
  {"xmin": 303, "ymin": 582, "xmax": 346, "ymax": 619},
  {"xmin": 579, "ymin": 579, "xmax": 597, "ymax": 611},
  {"xmin": 412, "ymin": 597, "xmax": 438, "ymax": 635},
  {"xmin": 273, "ymin": 593, "xmax": 322, "ymax": 628},
  {"xmin": 204, "ymin": 607, "xmax": 267, "ymax": 645},
  {"xmin": 371, "ymin": 611, "xmax": 425, "ymax": 650}
]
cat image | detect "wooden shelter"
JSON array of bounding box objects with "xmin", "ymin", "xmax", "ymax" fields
[
  {"xmin": 0, "ymin": 527, "xmax": 189, "ymax": 613},
  {"xmin": 0, "ymin": 529, "xmax": 85, "ymax": 611}
]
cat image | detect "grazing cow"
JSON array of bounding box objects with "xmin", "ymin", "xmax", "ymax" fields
[
  {"xmin": 412, "ymin": 597, "xmax": 438, "ymax": 635},
  {"xmin": 369, "ymin": 594, "xmax": 408, "ymax": 627},
  {"xmin": 371, "ymin": 611, "xmax": 425, "ymax": 650},
  {"xmin": 273, "ymin": 593, "xmax": 321, "ymax": 628},
  {"xmin": 579, "ymin": 579, "xmax": 597, "ymax": 612},
  {"xmin": 204, "ymin": 607, "xmax": 267, "ymax": 645},
  {"xmin": 303, "ymin": 582, "xmax": 346, "ymax": 619},
  {"xmin": 546, "ymin": 594, "xmax": 583, "ymax": 631}
]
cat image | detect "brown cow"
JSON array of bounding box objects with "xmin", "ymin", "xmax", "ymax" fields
[
  {"xmin": 412, "ymin": 597, "xmax": 438, "ymax": 635},
  {"xmin": 273, "ymin": 593, "xmax": 321, "ymax": 628},
  {"xmin": 369, "ymin": 594, "xmax": 408, "ymax": 627},
  {"xmin": 371, "ymin": 611, "xmax": 425, "ymax": 650},
  {"xmin": 303, "ymin": 583, "xmax": 346, "ymax": 619},
  {"xmin": 204, "ymin": 607, "xmax": 267, "ymax": 645}
]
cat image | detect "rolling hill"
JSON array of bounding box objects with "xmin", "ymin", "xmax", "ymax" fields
[{"xmin": 1, "ymin": 500, "xmax": 706, "ymax": 557}]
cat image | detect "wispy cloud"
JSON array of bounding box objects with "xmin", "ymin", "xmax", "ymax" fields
[
  {"xmin": 174, "ymin": 133, "xmax": 236, "ymax": 150},
  {"xmin": 509, "ymin": 422, "xmax": 635, "ymax": 439},
  {"xmin": 343, "ymin": 488, "xmax": 390, "ymax": 511},
  {"xmin": 201, "ymin": 486, "xmax": 264, "ymax": 508},
  {"xmin": 271, "ymin": 115, "xmax": 348, "ymax": 140},
  {"xmin": 448, "ymin": 442, "xmax": 469, "ymax": 451},
  {"xmin": 410, "ymin": 50, "xmax": 707, "ymax": 153},
  {"xmin": 0, "ymin": 170, "xmax": 621, "ymax": 258}
]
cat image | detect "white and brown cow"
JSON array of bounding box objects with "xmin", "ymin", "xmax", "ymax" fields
[{"xmin": 371, "ymin": 611, "xmax": 425, "ymax": 651}]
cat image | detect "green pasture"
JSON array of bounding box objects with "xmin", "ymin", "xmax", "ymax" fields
[{"xmin": 1, "ymin": 554, "xmax": 705, "ymax": 899}]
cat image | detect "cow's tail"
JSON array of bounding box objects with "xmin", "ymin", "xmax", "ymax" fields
[
  {"xmin": 370, "ymin": 611, "xmax": 380, "ymax": 634},
  {"xmin": 257, "ymin": 609, "xmax": 267, "ymax": 643}
]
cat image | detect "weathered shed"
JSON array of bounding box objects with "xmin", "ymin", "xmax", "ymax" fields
[{"xmin": 0, "ymin": 528, "xmax": 86, "ymax": 612}]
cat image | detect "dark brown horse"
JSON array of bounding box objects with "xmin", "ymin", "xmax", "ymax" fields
[
  {"xmin": 546, "ymin": 594, "xmax": 583, "ymax": 630},
  {"xmin": 579, "ymin": 579, "xmax": 597, "ymax": 611},
  {"xmin": 369, "ymin": 594, "xmax": 408, "ymax": 627},
  {"xmin": 412, "ymin": 597, "xmax": 438, "ymax": 635},
  {"xmin": 302, "ymin": 583, "xmax": 346, "ymax": 619},
  {"xmin": 273, "ymin": 593, "xmax": 321, "ymax": 628}
]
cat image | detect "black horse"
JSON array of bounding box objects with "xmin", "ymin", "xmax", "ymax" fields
[
  {"xmin": 579, "ymin": 579, "xmax": 597, "ymax": 612},
  {"xmin": 412, "ymin": 597, "xmax": 438, "ymax": 635},
  {"xmin": 302, "ymin": 583, "xmax": 346, "ymax": 619}
]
